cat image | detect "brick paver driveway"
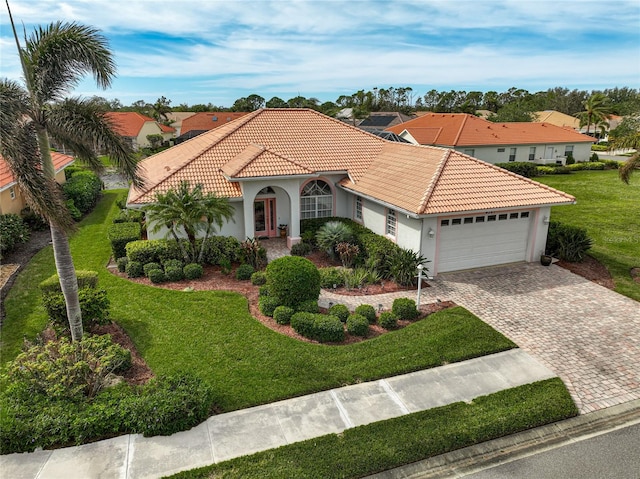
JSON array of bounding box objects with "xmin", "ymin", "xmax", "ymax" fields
[{"xmin": 436, "ymin": 263, "xmax": 640, "ymax": 414}]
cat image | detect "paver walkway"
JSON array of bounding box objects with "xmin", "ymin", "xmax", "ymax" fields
[
  {"xmin": 320, "ymin": 263, "xmax": 640, "ymax": 414},
  {"xmin": 1, "ymin": 350, "xmax": 555, "ymax": 479}
]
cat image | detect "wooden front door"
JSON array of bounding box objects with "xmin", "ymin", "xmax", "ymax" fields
[{"xmin": 254, "ymin": 198, "xmax": 277, "ymax": 237}]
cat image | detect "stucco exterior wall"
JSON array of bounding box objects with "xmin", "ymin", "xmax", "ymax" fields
[
  {"xmin": 136, "ymin": 122, "xmax": 164, "ymax": 148},
  {"xmin": 455, "ymin": 142, "xmax": 592, "ymax": 164},
  {"xmin": 1, "ymin": 169, "xmax": 68, "ymax": 215}
]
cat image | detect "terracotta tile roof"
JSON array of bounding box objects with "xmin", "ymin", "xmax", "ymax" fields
[
  {"xmin": 534, "ymin": 110, "xmax": 580, "ymax": 129},
  {"xmin": 0, "ymin": 152, "xmax": 75, "ymax": 190},
  {"xmin": 341, "ymin": 146, "xmax": 574, "ymax": 215},
  {"xmin": 386, "ymin": 113, "xmax": 595, "ymax": 146},
  {"xmin": 105, "ymin": 112, "xmax": 175, "ymax": 137},
  {"xmin": 129, "ymin": 109, "xmax": 388, "ymax": 204},
  {"xmin": 129, "ymin": 108, "xmax": 573, "ymax": 214},
  {"xmin": 180, "ymin": 112, "xmax": 250, "ymax": 136}
]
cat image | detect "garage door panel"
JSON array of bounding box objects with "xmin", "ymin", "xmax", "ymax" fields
[{"xmin": 437, "ymin": 213, "xmax": 532, "ymax": 273}]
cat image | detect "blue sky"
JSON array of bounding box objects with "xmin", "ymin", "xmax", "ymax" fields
[{"xmin": 1, "ymin": 0, "xmax": 639, "ymax": 108}]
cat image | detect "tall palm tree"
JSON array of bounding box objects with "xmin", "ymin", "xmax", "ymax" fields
[
  {"xmin": 145, "ymin": 181, "xmax": 234, "ymax": 264},
  {"xmin": 576, "ymin": 93, "xmax": 611, "ymax": 137},
  {"xmin": 0, "ymin": 4, "xmax": 142, "ymax": 341}
]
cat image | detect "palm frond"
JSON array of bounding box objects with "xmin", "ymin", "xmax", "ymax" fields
[
  {"xmin": 0, "ymin": 79, "xmax": 32, "ymax": 134},
  {"xmin": 619, "ymin": 153, "xmax": 640, "ymax": 184},
  {"xmin": 47, "ymin": 98, "xmax": 145, "ymax": 187},
  {"xmin": 24, "ymin": 21, "xmax": 115, "ymax": 103}
]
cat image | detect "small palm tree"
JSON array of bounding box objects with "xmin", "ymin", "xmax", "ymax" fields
[
  {"xmin": 0, "ymin": 6, "xmax": 142, "ymax": 341},
  {"xmin": 611, "ymin": 132, "xmax": 640, "ymax": 184},
  {"xmin": 146, "ymin": 181, "xmax": 235, "ymax": 264},
  {"xmin": 576, "ymin": 93, "xmax": 611, "ymax": 137}
]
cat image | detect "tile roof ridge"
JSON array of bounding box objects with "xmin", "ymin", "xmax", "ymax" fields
[
  {"xmin": 221, "ymin": 143, "xmax": 267, "ymax": 177},
  {"xmin": 452, "ymin": 113, "xmax": 471, "ymax": 145},
  {"xmin": 416, "ymin": 146, "xmax": 452, "ymax": 214},
  {"xmin": 262, "ymin": 145, "xmax": 315, "ymax": 173},
  {"xmin": 303, "ymin": 108, "xmax": 391, "ymax": 142}
]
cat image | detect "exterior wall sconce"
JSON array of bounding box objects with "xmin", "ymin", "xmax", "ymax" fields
[
  {"xmin": 543, "ymin": 216, "xmax": 550, "ymax": 225},
  {"xmin": 428, "ymin": 228, "xmax": 435, "ymax": 238}
]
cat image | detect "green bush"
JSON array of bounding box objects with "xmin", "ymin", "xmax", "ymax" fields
[
  {"xmin": 566, "ymin": 161, "xmax": 605, "ymax": 171},
  {"xmin": 343, "ymin": 267, "xmax": 369, "ymax": 290},
  {"xmin": 240, "ymin": 238, "xmax": 266, "ymax": 269},
  {"xmin": 601, "ymin": 159, "xmax": 621, "ymax": 169},
  {"xmin": 259, "ymin": 296, "xmax": 280, "ymax": 317},
  {"xmin": 392, "ymin": 298, "xmax": 419, "ymax": 320},
  {"xmin": 116, "ymin": 256, "xmax": 129, "ymax": 273},
  {"xmin": 219, "ymin": 257, "xmax": 232, "ymax": 275},
  {"xmin": 565, "ymin": 152, "xmax": 575, "ymax": 165},
  {"xmin": 41, "ymin": 288, "xmax": 111, "ymax": 329},
  {"xmin": 590, "ymin": 152, "xmax": 600, "ymax": 162},
  {"xmin": 148, "ymin": 268, "xmax": 167, "ymax": 283},
  {"xmin": 290, "ymin": 242, "xmax": 312, "ymax": 256},
  {"xmin": 0, "ymin": 214, "xmax": 30, "ymax": 257},
  {"xmin": 183, "ymin": 263, "xmax": 203, "ymax": 280},
  {"xmin": 126, "ymin": 239, "xmax": 183, "ymax": 265},
  {"xmin": 329, "ymin": 304, "xmax": 350, "ymax": 323},
  {"xmin": 378, "ymin": 311, "xmax": 398, "ymax": 330},
  {"xmin": 546, "ymin": 221, "xmax": 593, "ymax": 262},
  {"xmin": 199, "ymin": 236, "xmax": 242, "ymax": 265},
  {"xmin": 40, "ymin": 270, "xmax": 99, "ymax": 293},
  {"xmin": 316, "ymin": 221, "xmax": 354, "ymax": 259},
  {"xmin": 355, "ymin": 304, "xmax": 377, "ymax": 324},
  {"xmin": 235, "ymin": 263, "xmax": 254, "ymax": 281},
  {"xmin": 163, "ymin": 259, "xmax": 184, "ymax": 270},
  {"xmin": 313, "ymin": 315, "xmax": 345, "ymax": 343},
  {"xmin": 143, "ymin": 262, "xmax": 163, "ymax": 277},
  {"xmin": 112, "ymin": 209, "xmax": 144, "ymax": 224},
  {"xmin": 386, "ymin": 248, "xmax": 428, "ymax": 287},
  {"xmin": 290, "ymin": 312, "xmax": 316, "ymax": 338},
  {"xmin": 296, "ymin": 299, "xmax": 319, "ymax": 313},
  {"xmin": 165, "ymin": 266, "xmax": 184, "ymax": 282},
  {"xmin": 66, "ymin": 198, "xmax": 82, "ymax": 220},
  {"xmin": 273, "ymin": 306, "xmax": 295, "ymax": 325},
  {"xmin": 126, "ymin": 260, "xmax": 144, "ymax": 278},
  {"xmin": 495, "ymin": 162, "xmax": 538, "ymax": 178},
  {"xmin": 319, "ymin": 267, "xmax": 344, "ymax": 288},
  {"xmin": 20, "ymin": 207, "xmax": 48, "ymax": 231},
  {"xmin": 266, "ymin": 256, "xmax": 321, "ymax": 308},
  {"xmin": 62, "ymin": 170, "xmax": 102, "ymax": 213},
  {"xmin": 591, "ymin": 144, "xmax": 608, "ymax": 151},
  {"xmin": 250, "ymin": 271, "xmax": 267, "ymax": 285},
  {"xmin": 359, "ymin": 233, "xmax": 398, "ymax": 277},
  {"xmin": 346, "ymin": 313, "xmax": 369, "ymax": 337},
  {"xmin": 63, "ymin": 164, "xmax": 84, "ymax": 180}
]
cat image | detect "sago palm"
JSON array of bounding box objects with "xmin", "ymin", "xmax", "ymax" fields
[{"xmin": 0, "ymin": 6, "xmax": 142, "ymax": 341}]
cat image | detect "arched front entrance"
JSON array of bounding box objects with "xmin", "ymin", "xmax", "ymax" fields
[{"xmin": 253, "ymin": 196, "xmax": 277, "ymax": 237}]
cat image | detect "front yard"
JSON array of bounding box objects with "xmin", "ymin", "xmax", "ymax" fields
[{"xmin": 537, "ymin": 169, "xmax": 640, "ymax": 301}]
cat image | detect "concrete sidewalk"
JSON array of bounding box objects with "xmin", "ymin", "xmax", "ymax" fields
[{"xmin": 1, "ymin": 349, "xmax": 555, "ymax": 479}]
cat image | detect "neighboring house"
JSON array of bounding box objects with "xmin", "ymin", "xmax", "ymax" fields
[
  {"xmin": 534, "ymin": 110, "xmax": 581, "ymax": 130},
  {"xmin": 165, "ymin": 112, "xmax": 197, "ymax": 136},
  {"xmin": 357, "ymin": 112, "xmax": 415, "ymax": 132},
  {"xmin": 175, "ymin": 112, "xmax": 250, "ymax": 143},
  {"xmin": 0, "ymin": 152, "xmax": 75, "ymax": 215},
  {"xmin": 386, "ymin": 113, "xmax": 595, "ymax": 164},
  {"xmin": 128, "ymin": 109, "xmax": 575, "ymax": 276},
  {"xmin": 105, "ymin": 112, "xmax": 176, "ymax": 150}
]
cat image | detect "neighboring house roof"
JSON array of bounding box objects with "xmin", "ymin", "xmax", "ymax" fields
[
  {"xmin": 0, "ymin": 152, "xmax": 75, "ymax": 191},
  {"xmin": 180, "ymin": 112, "xmax": 250, "ymax": 136},
  {"xmin": 105, "ymin": 112, "xmax": 175, "ymax": 138},
  {"xmin": 129, "ymin": 108, "xmax": 574, "ymax": 214},
  {"xmin": 358, "ymin": 112, "xmax": 414, "ymax": 131},
  {"xmin": 534, "ymin": 110, "xmax": 581, "ymax": 129},
  {"xmin": 386, "ymin": 113, "xmax": 595, "ymax": 147}
]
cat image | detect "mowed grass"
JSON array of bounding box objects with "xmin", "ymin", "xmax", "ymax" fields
[
  {"xmin": 1, "ymin": 191, "xmax": 515, "ymax": 411},
  {"xmin": 537, "ymin": 170, "xmax": 640, "ymax": 301}
]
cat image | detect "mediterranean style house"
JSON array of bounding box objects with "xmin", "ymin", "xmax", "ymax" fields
[
  {"xmin": 105, "ymin": 112, "xmax": 175, "ymax": 150},
  {"xmin": 385, "ymin": 113, "xmax": 596, "ymax": 165},
  {"xmin": 0, "ymin": 152, "xmax": 75, "ymax": 215},
  {"xmin": 127, "ymin": 109, "xmax": 575, "ymax": 276}
]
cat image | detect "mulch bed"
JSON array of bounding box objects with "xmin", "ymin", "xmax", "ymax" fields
[{"xmin": 557, "ymin": 255, "xmax": 616, "ymax": 289}]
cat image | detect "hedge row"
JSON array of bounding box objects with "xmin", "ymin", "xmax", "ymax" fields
[
  {"xmin": 62, "ymin": 170, "xmax": 102, "ymax": 214},
  {"xmin": 108, "ymin": 222, "xmax": 142, "ymax": 260}
]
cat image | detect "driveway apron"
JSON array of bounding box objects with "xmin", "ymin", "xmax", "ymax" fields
[{"xmin": 435, "ymin": 263, "xmax": 640, "ymax": 413}]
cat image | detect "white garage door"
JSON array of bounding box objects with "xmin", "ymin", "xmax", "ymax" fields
[{"xmin": 437, "ymin": 211, "xmax": 532, "ymax": 272}]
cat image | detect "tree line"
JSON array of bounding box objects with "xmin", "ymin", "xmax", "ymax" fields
[{"xmin": 93, "ymin": 86, "xmax": 640, "ymax": 125}]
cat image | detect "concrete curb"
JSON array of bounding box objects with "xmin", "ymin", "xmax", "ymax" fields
[{"xmin": 367, "ymin": 399, "xmax": 640, "ymax": 479}]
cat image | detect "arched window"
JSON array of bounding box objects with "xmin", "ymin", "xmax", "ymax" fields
[{"xmin": 301, "ymin": 180, "xmax": 332, "ymax": 219}]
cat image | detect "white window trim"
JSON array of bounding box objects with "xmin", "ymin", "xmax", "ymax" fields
[
  {"xmin": 385, "ymin": 208, "xmax": 397, "ymax": 238},
  {"xmin": 354, "ymin": 195, "xmax": 363, "ymax": 221}
]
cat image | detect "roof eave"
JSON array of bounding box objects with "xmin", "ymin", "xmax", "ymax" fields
[{"xmin": 337, "ymin": 183, "xmax": 420, "ymax": 218}]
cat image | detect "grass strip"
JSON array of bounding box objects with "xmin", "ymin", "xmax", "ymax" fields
[{"xmin": 167, "ymin": 377, "xmax": 577, "ymax": 479}]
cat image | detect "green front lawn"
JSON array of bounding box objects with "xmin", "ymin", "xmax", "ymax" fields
[
  {"xmin": 1, "ymin": 190, "xmax": 515, "ymax": 411},
  {"xmin": 537, "ymin": 170, "xmax": 640, "ymax": 301}
]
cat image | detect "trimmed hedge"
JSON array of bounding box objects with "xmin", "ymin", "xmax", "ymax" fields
[
  {"xmin": 319, "ymin": 267, "xmax": 344, "ymax": 288},
  {"xmin": 355, "ymin": 304, "xmax": 377, "ymax": 324},
  {"xmin": 112, "ymin": 209, "xmax": 144, "ymax": 224},
  {"xmin": 116, "ymin": 256, "xmax": 129, "ymax": 273},
  {"xmin": 266, "ymin": 256, "xmax": 321, "ymax": 308},
  {"xmin": 125, "ymin": 261, "xmax": 144, "ymax": 278},
  {"xmin": 62, "ymin": 170, "xmax": 102, "ymax": 213},
  {"xmin": 165, "ymin": 266, "xmax": 184, "ymax": 282},
  {"xmin": 273, "ymin": 306, "xmax": 295, "ymax": 325},
  {"xmin": 143, "ymin": 262, "xmax": 163, "ymax": 277},
  {"xmin": 148, "ymin": 268, "xmax": 168, "ymax": 283},
  {"xmin": 235, "ymin": 264, "xmax": 254, "ymax": 281},
  {"xmin": 250, "ymin": 271, "xmax": 267, "ymax": 285},
  {"xmin": 41, "ymin": 288, "xmax": 110, "ymax": 329},
  {"xmin": 392, "ymin": 298, "xmax": 419, "ymax": 320},
  {"xmin": 40, "ymin": 270, "xmax": 99, "ymax": 293},
  {"xmin": 313, "ymin": 315, "xmax": 345, "ymax": 343},
  {"xmin": 296, "ymin": 299, "xmax": 319, "ymax": 313},
  {"xmin": 258, "ymin": 296, "xmax": 280, "ymax": 317},
  {"xmin": 379, "ymin": 311, "xmax": 398, "ymax": 330},
  {"xmin": 346, "ymin": 313, "xmax": 369, "ymax": 337},
  {"xmin": 495, "ymin": 162, "xmax": 538, "ymax": 178},
  {"xmin": 328, "ymin": 304, "xmax": 350, "ymax": 323},
  {"xmin": 184, "ymin": 263, "xmax": 203, "ymax": 280},
  {"xmin": 126, "ymin": 239, "xmax": 182, "ymax": 265}
]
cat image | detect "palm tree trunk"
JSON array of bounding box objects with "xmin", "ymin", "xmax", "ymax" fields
[
  {"xmin": 37, "ymin": 128, "xmax": 83, "ymax": 341},
  {"xmin": 50, "ymin": 225, "xmax": 83, "ymax": 341}
]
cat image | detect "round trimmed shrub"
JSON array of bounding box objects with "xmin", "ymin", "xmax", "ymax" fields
[
  {"xmin": 392, "ymin": 298, "xmax": 420, "ymax": 320},
  {"xmin": 319, "ymin": 267, "xmax": 344, "ymax": 289},
  {"xmin": 250, "ymin": 271, "xmax": 267, "ymax": 285},
  {"xmin": 235, "ymin": 263, "xmax": 254, "ymax": 281},
  {"xmin": 265, "ymin": 256, "xmax": 321, "ymax": 308},
  {"xmin": 290, "ymin": 242, "xmax": 312, "ymax": 256},
  {"xmin": 329, "ymin": 304, "xmax": 350, "ymax": 323},
  {"xmin": 273, "ymin": 306, "xmax": 295, "ymax": 325},
  {"xmin": 258, "ymin": 285, "xmax": 270, "ymax": 297},
  {"xmin": 313, "ymin": 315, "xmax": 345, "ymax": 343},
  {"xmin": 126, "ymin": 261, "xmax": 143, "ymax": 278},
  {"xmin": 296, "ymin": 299, "xmax": 319, "ymax": 313},
  {"xmin": 355, "ymin": 304, "xmax": 377, "ymax": 324},
  {"xmin": 346, "ymin": 313, "xmax": 369, "ymax": 337},
  {"xmin": 163, "ymin": 259, "xmax": 184, "ymax": 270},
  {"xmin": 144, "ymin": 262, "xmax": 163, "ymax": 277},
  {"xmin": 116, "ymin": 257, "xmax": 129, "ymax": 273},
  {"xmin": 148, "ymin": 268, "xmax": 167, "ymax": 284},
  {"xmin": 183, "ymin": 263, "xmax": 203, "ymax": 279},
  {"xmin": 378, "ymin": 311, "xmax": 398, "ymax": 330},
  {"xmin": 259, "ymin": 296, "xmax": 280, "ymax": 317},
  {"xmin": 165, "ymin": 266, "xmax": 184, "ymax": 282},
  {"xmin": 290, "ymin": 312, "xmax": 316, "ymax": 337}
]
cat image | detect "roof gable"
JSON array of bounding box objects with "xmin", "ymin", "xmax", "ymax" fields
[
  {"xmin": 105, "ymin": 112, "xmax": 169, "ymax": 137},
  {"xmin": 387, "ymin": 113, "xmax": 595, "ymax": 146},
  {"xmin": 1, "ymin": 152, "xmax": 75, "ymax": 190}
]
